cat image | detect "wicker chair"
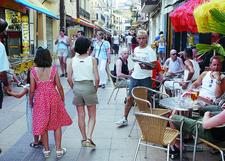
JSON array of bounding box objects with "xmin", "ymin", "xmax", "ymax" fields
[
  {"xmin": 134, "ymin": 112, "xmax": 183, "ymax": 161},
  {"xmin": 193, "ymin": 122, "xmax": 225, "ymax": 161},
  {"xmin": 128, "ymin": 86, "xmax": 170, "ymax": 137},
  {"xmin": 107, "ymin": 70, "xmax": 129, "ymax": 104}
]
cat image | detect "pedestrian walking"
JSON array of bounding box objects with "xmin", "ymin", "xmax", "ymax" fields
[
  {"xmin": 29, "ymin": 47, "xmax": 72, "ymax": 158},
  {"xmin": 112, "ymin": 31, "xmax": 120, "ymax": 55},
  {"xmin": 125, "ymin": 33, "xmax": 132, "ymax": 54},
  {"xmin": 7, "ymin": 70, "xmax": 42, "ymax": 148},
  {"xmin": 55, "ymin": 29, "xmax": 70, "ymax": 77},
  {"xmin": 92, "ymin": 31, "xmax": 110, "ymax": 89},
  {"xmin": 0, "ymin": 18, "xmax": 11, "ymax": 154},
  {"xmin": 67, "ymin": 37, "xmax": 99, "ymax": 147}
]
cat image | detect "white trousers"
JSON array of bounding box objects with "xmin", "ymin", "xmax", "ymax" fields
[{"xmin": 98, "ymin": 59, "xmax": 107, "ymax": 85}]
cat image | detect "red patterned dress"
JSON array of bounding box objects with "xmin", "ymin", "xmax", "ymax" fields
[{"xmin": 31, "ymin": 66, "xmax": 72, "ymax": 135}]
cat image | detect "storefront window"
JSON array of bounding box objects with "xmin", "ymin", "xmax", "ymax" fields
[{"xmin": 5, "ymin": 9, "xmax": 30, "ymax": 56}]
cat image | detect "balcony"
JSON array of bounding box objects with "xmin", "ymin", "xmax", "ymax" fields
[
  {"xmin": 79, "ymin": 7, "xmax": 90, "ymax": 20},
  {"xmin": 141, "ymin": 0, "xmax": 159, "ymax": 13}
]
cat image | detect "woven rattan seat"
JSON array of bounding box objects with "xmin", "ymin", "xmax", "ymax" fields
[{"xmin": 134, "ymin": 112, "xmax": 182, "ymax": 161}]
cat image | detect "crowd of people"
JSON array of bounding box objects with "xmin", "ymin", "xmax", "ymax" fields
[{"xmin": 1, "ymin": 16, "xmax": 225, "ymax": 160}]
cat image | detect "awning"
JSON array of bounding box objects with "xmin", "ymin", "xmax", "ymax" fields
[
  {"xmin": 169, "ymin": 0, "xmax": 206, "ymax": 33},
  {"xmin": 15, "ymin": 0, "xmax": 59, "ymax": 19},
  {"xmin": 74, "ymin": 18, "xmax": 97, "ymax": 29}
]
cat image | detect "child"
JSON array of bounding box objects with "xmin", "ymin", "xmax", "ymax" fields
[
  {"xmin": 29, "ymin": 47, "xmax": 72, "ymax": 158},
  {"xmin": 7, "ymin": 70, "xmax": 42, "ymax": 148}
]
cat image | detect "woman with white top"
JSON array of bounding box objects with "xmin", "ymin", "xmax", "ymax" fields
[
  {"xmin": 67, "ymin": 37, "xmax": 99, "ymax": 147},
  {"xmin": 55, "ymin": 29, "xmax": 70, "ymax": 77}
]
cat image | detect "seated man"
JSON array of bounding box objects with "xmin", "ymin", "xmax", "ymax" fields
[
  {"xmin": 164, "ymin": 48, "xmax": 200, "ymax": 96},
  {"xmin": 113, "ymin": 48, "xmax": 131, "ymax": 87},
  {"xmin": 163, "ymin": 49, "xmax": 184, "ymax": 77},
  {"xmin": 191, "ymin": 55, "xmax": 225, "ymax": 102},
  {"xmin": 171, "ymin": 108, "xmax": 225, "ymax": 150},
  {"xmin": 183, "ymin": 56, "xmax": 225, "ymax": 115}
]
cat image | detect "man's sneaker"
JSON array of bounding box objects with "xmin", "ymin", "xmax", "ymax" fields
[{"xmin": 115, "ymin": 117, "xmax": 128, "ymax": 127}]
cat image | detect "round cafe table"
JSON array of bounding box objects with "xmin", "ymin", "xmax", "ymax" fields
[{"xmin": 159, "ymin": 97, "xmax": 201, "ymax": 111}]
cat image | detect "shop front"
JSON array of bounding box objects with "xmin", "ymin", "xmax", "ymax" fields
[{"xmin": 0, "ymin": 0, "xmax": 28, "ymax": 57}]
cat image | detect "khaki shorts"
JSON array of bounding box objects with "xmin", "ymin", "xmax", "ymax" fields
[{"xmin": 72, "ymin": 80, "xmax": 98, "ymax": 106}]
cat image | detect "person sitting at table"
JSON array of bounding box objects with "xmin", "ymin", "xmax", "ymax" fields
[
  {"xmin": 163, "ymin": 49, "xmax": 184, "ymax": 77},
  {"xmin": 112, "ymin": 48, "xmax": 132, "ymax": 88},
  {"xmin": 183, "ymin": 56, "xmax": 225, "ymax": 115},
  {"xmin": 164, "ymin": 48, "xmax": 200, "ymax": 96},
  {"xmin": 170, "ymin": 107, "xmax": 225, "ymax": 157}
]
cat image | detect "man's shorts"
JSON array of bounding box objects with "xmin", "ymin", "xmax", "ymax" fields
[
  {"xmin": 128, "ymin": 77, "xmax": 152, "ymax": 96},
  {"xmin": 73, "ymin": 80, "xmax": 98, "ymax": 106},
  {"xmin": 57, "ymin": 49, "xmax": 68, "ymax": 57}
]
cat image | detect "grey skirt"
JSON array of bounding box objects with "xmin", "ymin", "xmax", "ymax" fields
[{"xmin": 72, "ymin": 80, "xmax": 98, "ymax": 106}]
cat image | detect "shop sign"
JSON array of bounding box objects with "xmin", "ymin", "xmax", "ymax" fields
[{"xmin": 22, "ymin": 15, "xmax": 30, "ymax": 54}]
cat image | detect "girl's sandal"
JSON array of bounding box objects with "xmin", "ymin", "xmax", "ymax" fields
[{"xmin": 30, "ymin": 142, "xmax": 40, "ymax": 148}]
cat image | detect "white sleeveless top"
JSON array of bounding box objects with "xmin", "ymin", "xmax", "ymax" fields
[
  {"xmin": 72, "ymin": 56, "xmax": 94, "ymax": 81},
  {"xmin": 199, "ymin": 71, "xmax": 217, "ymax": 100},
  {"xmin": 183, "ymin": 59, "xmax": 200, "ymax": 81}
]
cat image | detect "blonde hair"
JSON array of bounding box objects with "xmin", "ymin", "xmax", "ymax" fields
[{"xmin": 137, "ymin": 29, "xmax": 148, "ymax": 37}]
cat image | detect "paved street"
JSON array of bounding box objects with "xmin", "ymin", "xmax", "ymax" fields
[{"xmin": 0, "ymin": 57, "xmax": 220, "ymax": 161}]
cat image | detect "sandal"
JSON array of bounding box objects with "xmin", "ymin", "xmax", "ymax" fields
[
  {"xmin": 30, "ymin": 142, "xmax": 40, "ymax": 148},
  {"xmin": 56, "ymin": 148, "xmax": 67, "ymax": 158},
  {"xmin": 85, "ymin": 139, "xmax": 96, "ymax": 147},
  {"xmin": 81, "ymin": 140, "xmax": 87, "ymax": 147},
  {"xmin": 42, "ymin": 149, "xmax": 51, "ymax": 158}
]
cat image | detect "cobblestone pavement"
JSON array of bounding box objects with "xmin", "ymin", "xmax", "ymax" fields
[{"xmin": 0, "ymin": 55, "xmax": 220, "ymax": 161}]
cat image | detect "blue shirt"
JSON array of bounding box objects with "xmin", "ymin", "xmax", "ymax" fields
[{"xmin": 93, "ymin": 40, "xmax": 110, "ymax": 60}]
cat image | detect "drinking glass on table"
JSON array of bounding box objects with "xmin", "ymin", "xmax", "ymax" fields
[
  {"xmin": 174, "ymin": 89, "xmax": 181, "ymax": 103},
  {"xmin": 191, "ymin": 88, "xmax": 200, "ymax": 107}
]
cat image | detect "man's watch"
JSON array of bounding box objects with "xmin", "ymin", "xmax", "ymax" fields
[{"xmin": 216, "ymin": 80, "xmax": 221, "ymax": 85}]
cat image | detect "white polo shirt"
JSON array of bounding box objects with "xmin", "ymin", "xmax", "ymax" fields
[{"xmin": 131, "ymin": 46, "xmax": 157, "ymax": 79}]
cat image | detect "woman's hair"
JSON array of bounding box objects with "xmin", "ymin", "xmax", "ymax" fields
[
  {"xmin": 0, "ymin": 18, "xmax": 8, "ymax": 33},
  {"xmin": 74, "ymin": 37, "xmax": 91, "ymax": 55},
  {"xmin": 34, "ymin": 47, "xmax": 52, "ymax": 67}
]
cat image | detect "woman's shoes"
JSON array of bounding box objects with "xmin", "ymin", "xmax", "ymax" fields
[
  {"xmin": 81, "ymin": 139, "xmax": 96, "ymax": 148},
  {"xmin": 85, "ymin": 139, "xmax": 96, "ymax": 147},
  {"xmin": 56, "ymin": 148, "xmax": 67, "ymax": 158},
  {"xmin": 42, "ymin": 149, "xmax": 51, "ymax": 158}
]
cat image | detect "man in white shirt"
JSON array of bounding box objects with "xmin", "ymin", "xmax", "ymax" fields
[
  {"xmin": 163, "ymin": 49, "xmax": 184, "ymax": 76},
  {"xmin": 0, "ymin": 18, "xmax": 10, "ymax": 154},
  {"xmin": 116, "ymin": 30, "xmax": 157, "ymax": 127},
  {"xmin": 125, "ymin": 33, "xmax": 132, "ymax": 54},
  {"xmin": 164, "ymin": 48, "xmax": 200, "ymax": 95},
  {"xmin": 112, "ymin": 31, "xmax": 120, "ymax": 55}
]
